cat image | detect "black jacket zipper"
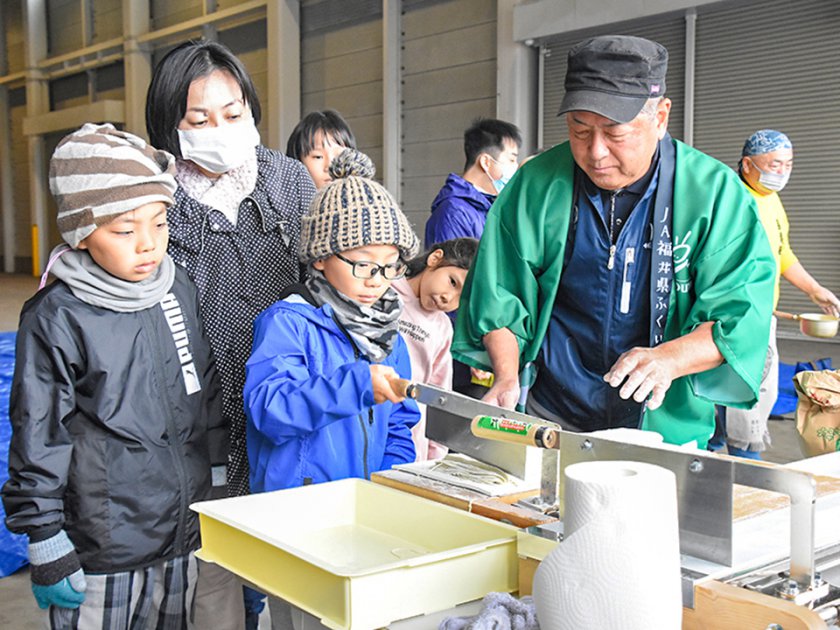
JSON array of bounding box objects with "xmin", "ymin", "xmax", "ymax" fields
[
  {"xmin": 340, "ymin": 319, "xmax": 371, "ymax": 480},
  {"xmin": 142, "ymin": 307, "xmax": 189, "ymax": 555},
  {"xmin": 352, "ymin": 346, "xmax": 372, "ymax": 480}
]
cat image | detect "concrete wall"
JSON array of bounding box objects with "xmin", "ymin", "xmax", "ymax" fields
[
  {"xmin": 150, "ymin": 0, "xmax": 203, "ymax": 30},
  {"xmin": 2, "ymin": 3, "xmax": 29, "ymax": 272},
  {"xmin": 401, "ymin": 0, "xmax": 497, "ymax": 232},
  {"xmin": 513, "ymin": 0, "xmax": 721, "ymax": 42},
  {"xmin": 301, "ymin": 1, "xmax": 384, "ymax": 169},
  {"xmin": 219, "ymin": 20, "xmax": 270, "ymax": 144},
  {"xmin": 8, "ymin": 88, "xmax": 30, "ymax": 273},
  {"xmin": 0, "ymin": 1, "xmax": 281, "ymax": 271}
]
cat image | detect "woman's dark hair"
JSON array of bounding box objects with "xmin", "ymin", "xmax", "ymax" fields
[
  {"xmin": 405, "ymin": 237, "xmax": 479, "ymax": 278},
  {"xmin": 286, "ymin": 110, "xmax": 356, "ymax": 161},
  {"xmin": 145, "ymin": 40, "xmax": 262, "ymax": 157}
]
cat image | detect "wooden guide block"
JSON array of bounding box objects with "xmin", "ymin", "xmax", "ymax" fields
[
  {"xmin": 734, "ymin": 473, "xmax": 840, "ymax": 521},
  {"xmin": 683, "ymin": 580, "xmax": 827, "ymax": 629}
]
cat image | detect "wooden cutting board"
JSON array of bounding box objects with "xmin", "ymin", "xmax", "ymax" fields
[
  {"xmin": 374, "ymin": 460, "xmax": 840, "ymax": 524},
  {"xmin": 371, "ymin": 468, "xmax": 557, "ymax": 528}
]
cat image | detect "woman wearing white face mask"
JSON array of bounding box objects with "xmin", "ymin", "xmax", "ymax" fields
[{"xmin": 146, "ymin": 40, "xmax": 315, "ymax": 630}]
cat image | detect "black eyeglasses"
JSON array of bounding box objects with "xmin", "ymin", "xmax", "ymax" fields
[{"xmin": 335, "ymin": 252, "xmax": 407, "ymax": 280}]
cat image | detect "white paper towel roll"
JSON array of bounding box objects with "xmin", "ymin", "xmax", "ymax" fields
[{"xmin": 533, "ymin": 460, "xmax": 682, "ymax": 630}]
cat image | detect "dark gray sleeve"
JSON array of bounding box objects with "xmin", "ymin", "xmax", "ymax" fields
[{"xmin": 2, "ymin": 313, "xmax": 79, "ymax": 537}]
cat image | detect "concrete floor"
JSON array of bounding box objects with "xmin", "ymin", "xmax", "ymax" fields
[{"xmin": 0, "ymin": 272, "xmax": 837, "ymax": 627}]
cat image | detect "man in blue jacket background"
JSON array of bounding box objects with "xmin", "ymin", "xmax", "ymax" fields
[{"xmin": 425, "ymin": 118, "xmax": 521, "ymax": 247}]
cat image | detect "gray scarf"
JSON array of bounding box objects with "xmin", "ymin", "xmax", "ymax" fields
[
  {"xmin": 45, "ymin": 244, "xmax": 175, "ymax": 312},
  {"xmin": 304, "ymin": 270, "xmax": 402, "ymax": 363}
]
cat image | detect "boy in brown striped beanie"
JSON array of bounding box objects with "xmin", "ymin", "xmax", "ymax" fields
[
  {"xmin": 2, "ymin": 123, "xmax": 227, "ymax": 628},
  {"xmin": 51, "ymin": 123, "xmax": 178, "ymax": 252}
]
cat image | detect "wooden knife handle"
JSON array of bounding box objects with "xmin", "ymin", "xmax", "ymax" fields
[
  {"xmin": 470, "ymin": 415, "xmax": 560, "ymax": 449},
  {"xmin": 389, "ymin": 378, "xmax": 418, "ymax": 399}
]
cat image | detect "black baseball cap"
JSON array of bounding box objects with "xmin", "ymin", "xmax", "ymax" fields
[{"xmin": 558, "ymin": 35, "xmax": 668, "ymax": 124}]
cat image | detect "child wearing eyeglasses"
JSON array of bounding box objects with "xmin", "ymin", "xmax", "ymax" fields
[
  {"xmin": 244, "ymin": 152, "xmax": 420, "ymax": 627},
  {"xmin": 391, "ymin": 238, "xmax": 478, "ymax": 460},
  {"xmin": 244, "ymin": 148, "xmax": 420, "ymax": 501}
]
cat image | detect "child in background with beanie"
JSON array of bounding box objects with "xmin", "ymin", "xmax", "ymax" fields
[
  {"xmin": 1, "ymin": 123, "xmax": 226, "ymax": 629},
  {"xmin": 244, "ymin": 148, "xmax": 420, "ymax": 627},
  {"xmin": 392, "ymin": 238, "xmax": 478, "ymax": 461},
  {"xmin": 286, "ymin": 109, "xmax": 356, "ymax": 190}
]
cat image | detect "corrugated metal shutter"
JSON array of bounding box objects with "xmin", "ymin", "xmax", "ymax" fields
[
  {"xmin": 542, "ymin": 13, "xmax": 686, "ymax": 149},
  {"xmin": 401, "ymin": 0, "xmax": 496, "ymax": 232},
  {"xmin": 693, "ymin": 0, "xmax": 840, "ymax": 337}
]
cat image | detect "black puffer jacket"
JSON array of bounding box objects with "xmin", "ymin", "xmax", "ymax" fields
[{"xmin": 2, "ymin": 268, "xmax": 226, "ymax": 573}]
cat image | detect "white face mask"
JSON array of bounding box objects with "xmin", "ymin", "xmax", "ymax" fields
[
  {"xmin": 758, "ymin": 169, "xmax": 791, "ymax": 193},
  {"xmin": 748, "ymin": 158, "xmax": 791, "ymax": 193},
  {"xmin": 177, "ymin": 118, "xmax": 261, "ymax": 174}
]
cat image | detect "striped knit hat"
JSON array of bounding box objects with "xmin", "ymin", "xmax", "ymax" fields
[
  {"xmin": 49, "ymin": 123, "xmax": 177, "ymax": 248},
  {"xmin": 299, "ymin": 148, "xmax": 419, "ymax": 263}
]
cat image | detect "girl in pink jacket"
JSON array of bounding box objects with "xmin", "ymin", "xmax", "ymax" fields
[{"xmin": 391, "ymin": 238, "xmax": 478, "ymax": 460}]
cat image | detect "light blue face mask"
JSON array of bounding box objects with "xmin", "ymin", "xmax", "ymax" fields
[
  {"xmin": 484, "ymin": 156, "xmax": 517, "ymax": 194},
  {"xmin": 491, "ymin": 174, "xmax": 512, "ymax": 194}
]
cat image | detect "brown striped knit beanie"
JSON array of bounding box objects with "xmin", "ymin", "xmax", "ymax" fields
[
  {"xmin": 299, "ymin": 148, "xmax": 419, "ymax": 263},
  {"xmin": 49, "ymin": 123, "xmax": 177, "ymax": 248}
]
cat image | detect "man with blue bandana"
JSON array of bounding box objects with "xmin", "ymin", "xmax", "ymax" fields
[
  {"xmin": 717, "ymin": 130, "xmax": 840, "ymax": 458},
  {"xmin": 452, "ymin": 36, "xmax": 777, "ymax": 448}
]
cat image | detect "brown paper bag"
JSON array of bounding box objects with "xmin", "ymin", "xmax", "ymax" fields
[{"xmin": 794, "ymin": 370, "xmax": 840, "ymax": 457}]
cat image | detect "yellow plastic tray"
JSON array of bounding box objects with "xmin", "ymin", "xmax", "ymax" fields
[{"xmin": 192, "ymin": 478, "xmax": 519, "ymax": 629}]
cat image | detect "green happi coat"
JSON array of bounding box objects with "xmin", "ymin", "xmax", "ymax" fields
[{"xmin": 452, "ymin": 139, "xmax": 776, "ymax": 447}]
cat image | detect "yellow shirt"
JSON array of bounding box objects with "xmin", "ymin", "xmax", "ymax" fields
[{"xmin": 744, "ymin": 182, "xmax": 798, "ymax": 308}]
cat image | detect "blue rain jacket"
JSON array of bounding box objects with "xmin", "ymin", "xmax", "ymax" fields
[
  {"xmin": 425, "ymin": 173, "xmax": 495, "ymax": 247},
  {"xmin": 244, "ymin": 289, "xmax": 419, "ymax": 493}
]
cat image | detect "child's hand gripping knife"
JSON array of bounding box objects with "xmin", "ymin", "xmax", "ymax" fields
[
  {"xmin": 28, "ymin": 530, "xmax": 87, "ymax": 609},
  {"xmin": 370, "ymin": 364, "xmax": 411, "ymax": 404}
]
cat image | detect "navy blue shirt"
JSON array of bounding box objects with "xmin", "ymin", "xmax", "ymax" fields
[{"xmin": 531, "ymin": 153, "xmax": 660, "ymax": 430}]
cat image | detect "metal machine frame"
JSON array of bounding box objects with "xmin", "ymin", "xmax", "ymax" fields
[{"xmin": 417, "ymin": 383, "xmax": 818, "ymax": 602}]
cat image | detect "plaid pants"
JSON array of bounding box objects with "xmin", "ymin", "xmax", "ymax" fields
[{"xmin": 47, "ymin": 553, "xmax": 198, "ymax": 630}]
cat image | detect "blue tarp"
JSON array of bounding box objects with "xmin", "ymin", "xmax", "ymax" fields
[{"xmin": 0, "ymin": 331, "xmax": 28, "ymax": 577}]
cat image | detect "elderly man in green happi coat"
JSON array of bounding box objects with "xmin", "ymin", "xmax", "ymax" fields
[{"xmin": 452, "ymin": 35, "xmax": 776, "ymax": 448}]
